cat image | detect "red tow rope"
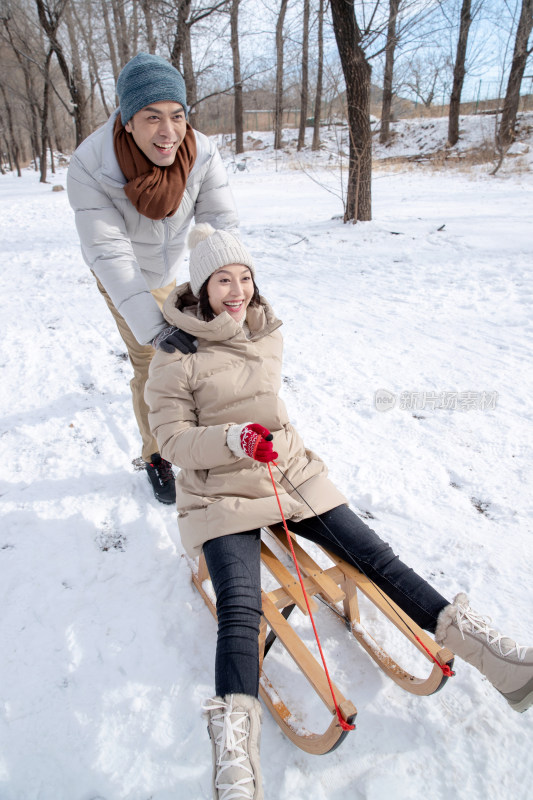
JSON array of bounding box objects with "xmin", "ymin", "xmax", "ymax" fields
[
  {"xmin": 413, "ymin": 636, "xmax": 455, "ymax": 677},
  {"xmin": 267, "ymin": 461, "xmax": 355, "ymax": 731}
]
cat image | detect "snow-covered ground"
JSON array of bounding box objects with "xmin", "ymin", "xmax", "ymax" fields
[{"xmin": 1, "ymin": 118, "xmax": 532, "ymax": 800}]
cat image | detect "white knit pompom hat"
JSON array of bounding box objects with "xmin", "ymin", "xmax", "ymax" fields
[{"xmin": 187, "ymin": 223, "xmax": 255, "ymax": 296}]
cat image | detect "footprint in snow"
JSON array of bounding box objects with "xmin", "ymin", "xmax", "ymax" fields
[{"xmin": 95, "ymin": 523, "xmax": 127, "ymax": 552}]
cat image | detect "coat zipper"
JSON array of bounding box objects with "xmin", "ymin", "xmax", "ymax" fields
[{"xmin": 162, "ymin": 218, "xmax": 170, "ymax": 283}]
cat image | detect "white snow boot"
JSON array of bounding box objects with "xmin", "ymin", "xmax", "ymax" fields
[
  {"xmin": 204, "ymin": 694, "xmax": 263, "ymax": 800},
  {"xmin": 435, "ymin": 593, "xmax": 533, "ymax": 712}
]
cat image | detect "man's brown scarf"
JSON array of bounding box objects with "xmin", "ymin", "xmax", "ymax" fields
[{"xmin": 113, "ymin": 115, "xmax": 197, "ymax": 220}]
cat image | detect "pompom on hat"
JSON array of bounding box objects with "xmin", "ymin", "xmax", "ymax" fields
[
  {"xmin": 188, "ymin": 224, "xmax": 255, "ymax": 296},
  {"xmin": 117, "ymin": 53, "xmax": 188, "ymax": 125}
]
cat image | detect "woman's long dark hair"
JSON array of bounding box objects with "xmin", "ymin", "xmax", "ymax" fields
[{"xmin": 198, "ymin": 272, "xmax": 261, "ymax": 321}]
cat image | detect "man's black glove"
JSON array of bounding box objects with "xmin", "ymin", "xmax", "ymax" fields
[{"xmin": 152, "ymin": 325, "xmax": 197, "ymax": 354}]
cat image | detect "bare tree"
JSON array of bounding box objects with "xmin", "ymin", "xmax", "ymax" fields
[
  {"xmin": 2, "ymin": 0, "xmax": 74, "ymax": 170},
  {"xmin": 329, "ymin": 0, "xmax": 372, "ymax": 222},
  {"xmin": 297, "ymin": 0, "xmax": 310, "ymax": 150},
  {"xmin": 141, "ymin": 0, "xmax": 157, "ymax": 53},
  {"xmin": 170, "ymin": 0, "xmax": 229, "ymax": 127},
  {"xmin": 171, "ymin": 0, "xmax": 197, "ymax": 124},
  {"xmin": 38, "ymin": 45, "xmax": 52, "ymax": 181},
  {"xmin": 111, "ymin": 0, "xmax": 130, "ymax": 69},
  {"xmin": 230, "ymin": 0, "xmax": 243, "ymax": 153},
  {"xmin": 34, "ymin": 0, "xmax": 89, "ymax": 145},
  {"xmin": 379, "ymin": 0, "xmax": 399, "ymax": 143},
  {"xmin": 311, "ymin": 0, "xmax": 324, "ymax": 151},
  {"xmin": 0, "ymin": 82, "xmax": 22, "ymax": 175},
  {"xmin": 274, "ymin": 0, "xmax": 289, "ymax": 150},
  {"xmin": 71, "ymin": 0, "xmax": 112, "ymax": 121},
  {"xmin": 402, "ymin": 50, "xmax": 452, "ymax": 109},
  {"xmin": 498, "ymin": 0, "xmax": 533, "ymax": 146},
  {"xmin": 448, "ymin": 0, "xmax": 473, "ymax": 146},
  {"xmin": 101, "ymin": 0, "xmax": 119, "ymax": 83},
  {"xmin": 64, "ymin": 2, "xmax": 89, "ymax": 126},
  {"xmin": 1, "ymin": 3, "xmax": 38, "ymax": 166}
]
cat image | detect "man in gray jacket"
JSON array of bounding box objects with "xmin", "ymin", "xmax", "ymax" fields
[{"xmin": 67, "ymin": 53, "xmax": 238, "ymax": 504}]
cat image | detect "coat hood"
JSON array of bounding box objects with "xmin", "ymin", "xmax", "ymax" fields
[{"xmin": 162, "ymin": 281, "xmax": 283, "ymax": 343}]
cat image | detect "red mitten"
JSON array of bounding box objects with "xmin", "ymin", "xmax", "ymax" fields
[{"xmin": 240, "ymin": 423, "xmax": 278, "ymax": 463}]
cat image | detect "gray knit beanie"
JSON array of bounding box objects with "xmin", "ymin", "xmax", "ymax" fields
[
  {"xmin": 188, "ymin": 224, "xmax": 255, "ymax": 296},
  {"xmin": 117, "ymin": 53, "xmax": 188, "ymax": 125}
]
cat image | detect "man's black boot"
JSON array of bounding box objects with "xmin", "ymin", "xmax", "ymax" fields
[{"xmin": 145, "ymin": 453, "xmax": 176, "ymax": 505}]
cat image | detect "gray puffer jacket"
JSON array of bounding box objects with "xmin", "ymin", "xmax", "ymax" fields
[{"xmin": 67, "ymin": 109, "xmax": 238, "ymax": 345}]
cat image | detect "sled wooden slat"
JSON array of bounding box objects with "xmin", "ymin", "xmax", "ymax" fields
[
  {"xmin": 265, "ymin": 524, "xmax": 454, "ymax": 696},
  {"xmin": 260, "ymin": 540, "xmax": 318, "ymax": 615},
  {"xmin": 190, "ymin": 521, "xmax": 455, "ymax": 755},
  {"xmin": 258, "ymin": 616, "xmax": 268, "ymax": 674},
  {"xmin": 259, "ymin": 672, "xmax": 357, "ymax": 756},
  {"xmin": 267, "ymin": 525, "xmax": 346, "ymax": 605},
  {"xmin": 340, "ymin": 574, "xmax": 360, "ymax": 623},
  {"xmin": 322, "ymin": 557, "xmax": 455, "ymax": 695},
  {"xmin": 326, "ymin": 558, "xmax": 454, "ymax": 660},
  {"xmin": 190, "ymin": 552, "xmax": 355, "ymax": 755},
  {"xmin": 265, "ymin": 574, "xmax": 340, "ymax": 611},
  {"xmin": 261, "ymin": 592, "xmax": 347, "ymax": 714}
]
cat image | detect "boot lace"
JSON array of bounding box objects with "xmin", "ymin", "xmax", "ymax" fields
[
  {"xmin": 455, "ymin": 601, "xmax": 528, "ymax": 660},
  {"xmin": 203, "ymin": 697, "xmax": 255, "ymax": 800},
  {"xmin": 152, "ymin": 457, "xmax": 174, "ymax": 484}
]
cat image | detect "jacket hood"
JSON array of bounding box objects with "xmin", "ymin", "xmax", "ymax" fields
[{"xmin": 162, "ymin": 281, "xmax": 282, "ymax": 342}]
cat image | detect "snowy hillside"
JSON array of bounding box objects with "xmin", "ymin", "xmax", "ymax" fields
[
  {"xmin": 215, "ymin": 110, "xmax": 533, "ymax": 174},
  {"xmin": 1, "ymin": 116, "xmax": 532, "ymax": 800}
]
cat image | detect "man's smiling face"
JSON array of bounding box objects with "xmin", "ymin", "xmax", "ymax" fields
[{"xmin": 125, "ymin": 101, "xmax": 187, "ymax": 166}]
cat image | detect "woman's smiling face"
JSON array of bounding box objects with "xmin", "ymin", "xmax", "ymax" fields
[{"xmin": 207, "ymin": 264, "xmax": 254, "ymax": 322}]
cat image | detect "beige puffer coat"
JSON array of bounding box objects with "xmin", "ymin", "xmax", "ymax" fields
[{"xmin": 145, "ymin": 284, "xmax": 347, "ymax": 557}]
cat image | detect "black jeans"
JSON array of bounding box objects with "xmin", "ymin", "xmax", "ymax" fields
[{"xmin": 202, "ymin": 504, "xmax": 450, "ymax": 698}]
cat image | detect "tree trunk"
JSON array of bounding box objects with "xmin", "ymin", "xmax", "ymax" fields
[
  {"xmin": 182, "ymin": 24, "xmax": 198, "ymax": 127},
  {"xmin": 34, "ymin": 0, "xmax": 88, "ymax": 146},
  {"xmin": 0, "ymin": 85, "xmax": 22, "ymax": 176},
  {"xmin": 274, "ymin": 0, "xmax": 289, "ymax": 150},
  {"xmin": 102, "ymin": 0, "xmax": 119, "ymax": 83},
  {"xmin": 297, "ymin": 0, "xmax": 310, "ymax": 150},
  {"xmin": 311, "ymin": 0, "xmax": 324, "ymax": 151},
  {"xmin": 111, "ymin": 0, "xmax": 130, "ymax": 69},
  {"xmin": 379, "ymin": 0, "xmax": 400, "ymax": 145},
  {"xmin": 64, "ymin": 2, "xmax": 88, "ymax": 133},
  {"xmin": 171, "ymin": 0, "xmax": 191, "ymax": 69},
  {"xmin": 73, "ymin": 0, "xmax": 112, "ymax": 120},
  {"xmin": 448, "ymin": 0, "xmax": 472, "ymax": 147},
  {"xmin": 230, "ymin": 0, "xmax": 244, "ymax": 153},
  {"xmin": 3, "ymin": 16, "xmax": 42, "ymax": 167},
  {"xmin": 50, "ymin": 96, "xmax": 64, "ymax": 153},
  {"xmin": 0, "ymin": 138, "xmax": 8, "ymax": 174},
  {"xmin": 171, "ymin": 0, "xmax": 198, "ymax": 126},
  {"xmin": 499, "ymin": 0, "xmax": 533, "ymax": 147},
  {"xmin": 141, "ymin": 0, "xmax": 157, "ymax": 53},
  {"xmin": 40, "ymin": 48, "xmax": 53, "ymax": 182},
  {"xmin": 330, "ymin": 0, "xmax": 372, "ymax": 222},
  {"xmin": 131, "ymin": 0, "xmax": 139, "ymax": 55}
]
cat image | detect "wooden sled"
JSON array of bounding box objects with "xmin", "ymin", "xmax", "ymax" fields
[{"xmin": 191, "ymin": 522, "xmax": 455, "ymax": 755}]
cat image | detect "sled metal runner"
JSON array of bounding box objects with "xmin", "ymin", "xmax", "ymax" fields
[{"xmin": 191, "ymin": 522, "xmax": 454, "ymax": 755}]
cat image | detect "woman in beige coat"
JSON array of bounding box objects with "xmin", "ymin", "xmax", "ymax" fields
[{"xmin": 145, "ymin": 224, "xmax": 532, "ymax": 800}]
